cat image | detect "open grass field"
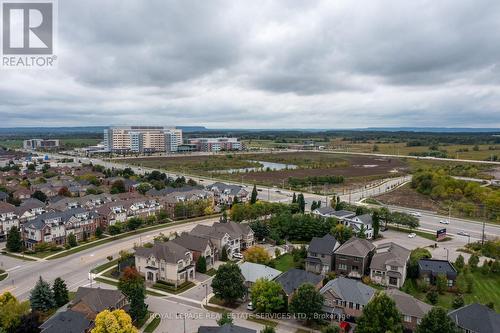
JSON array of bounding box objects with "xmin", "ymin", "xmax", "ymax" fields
[
  {"xmin": 271, "ymin": 253, "xmax": 295, "ymax": 272},
  {"xmin": 403, "ymin": 271, "xmax": 500, "ymax": 310},
  {"xmin": 124, "ymin": 152, "xmax": 408, "ymax": 188},
  {"xmin": 0, "ymin": 138, "xmax": 100, "ymax": 149}
]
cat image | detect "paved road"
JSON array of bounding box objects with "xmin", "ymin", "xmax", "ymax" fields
[{"xmin": 0, "ymin": 217, "xmax": 219, "ymax": 300}]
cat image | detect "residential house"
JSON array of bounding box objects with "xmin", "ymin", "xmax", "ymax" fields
[
  {"xmin": 39, "ymin": 310, "xmax": 92, "ymax": 333},
  {"xmin": 190, "ymin": 221, "xmax": 254, "ymax": 258},
  {"xmin": 448, "ymin": 303, "xmax": 500, "ymax": 333},
  {"xmin": 334, "ymin": 237, "xmax": 375, "ymax": 278},
  {"xmin": 305, "ymin": 234, "xmax": 340, "ymax": 275},
  {"xmin": 320, "ymin": 277, "xmax": 376, "ymax": 321},
  {"xmin": 0, "ymin": 202, "xmax": 19, "ymax": 240},
  {"xmin": 207, "ymin": 182, "xmax": 249, "ymax": 205},
  {"xmin": 418, "ymin": 259, "xmax": 457, "ymax": 288},
  {"xmin": 239, "ymin": 262, "xmax": 281, "ymax": 289},
  {"xmin": 198, "ymin": 324, "xmax": 256, "ymax": 333},
  {"xmin": 135, "ymin": 241, "xmax": 196, "ymax": 286},
  {"xmin": 13, "ymin": 188, "xmax": 32, "ymax": 200},
  {"xmin": 96, "ymin": 201, "xmax": 128, "ymax": 228},
  {"xmin": 122, "ymin": 198, "xmax": 161, "ymax": 219},
  {"xmin": 22, "ymin": 208, "xmax": 99, "ymax": 248},
  {"xmin": 274, "ymin": 268, "xmax": 323, "ymax": 302},
  {"xmin": 313, "ymin": 207, "xmax": 355, "ymax": 220},
  {"xmin": 172, "ymin": 232, "xmax": 216, "ymax": 269},
  {"xmin": 146, "ymin": 186, "xmax": 214, "ymax": 218},
  {"xmin": 15, "ymin": 198, "xmax": 46, "ymax": 222},
  {"xmin": 343, "ymin": 214, "xmax": 374, "ymax": 239},
  {"xmin": 370, "ymin": 242, "xmax": 411, "ymax": 288},
  {"xmin": 70, "ymin": 287, "xmax": 128, "ymax": 320},
  {"xmin": 386, "ymin": 289, "xmax": 432, "ymax": 332}
]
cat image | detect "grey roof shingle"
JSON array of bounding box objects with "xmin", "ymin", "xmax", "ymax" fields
[
  {"xmin": 40, "ymin": 310, "xmax": 91, "ymax": 333},
  {"xmin": 308, "ymin": 234, "xmax": 338, "ymax": 255},
  {"xmin": 334, "ymin": 237, "xmax": 375, "ymax": 258},
  {"xmin": 370, "ymin": 242, "xmax": 410, "ymax": 271},
  {"xmin": 418, "ymin": 259, "xmax": 457, "ymax": 276},
  {"xmin": 448, "ymin": 303, "xmax": 500, "ymax": 333},
  {"xmin": 274, "ymin": 268, "xmax": 323, "ymax": 296},
  {"xmin": 320, "ymin": 277, "xmax": 375, "ymax": 306},
  {"xmin": 172, "ymin": 233, "xmax": 212, "ymax": 252},
  {"xmin": 135, "ymin": 241, "xmax": 190, "ymax": 264},
  {"xmin": 386, "ymin": 289, "xmax": 432, "ymax": 319},
  {"xmin": 72, "ymin": 287, "xmax": 126, "ymax": 314}
]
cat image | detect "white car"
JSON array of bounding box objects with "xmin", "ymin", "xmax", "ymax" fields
[
  {"xmin": 232, "ymin": 253, "xmax": 243, "ymax": 259},
  {"xmin": 247, "ymin": 302, "xmax": 255, "ymax": 311},
  {"xmin": 410, "ymin": 212, "xmax": 422, "ymax": 217},
  {"xmin": 439, "ymin": 219, "xmax": 450, "ymax": 224},
  {"xmin": 408, "ymin": 233, "xmax": 416, "ymax": 238}
]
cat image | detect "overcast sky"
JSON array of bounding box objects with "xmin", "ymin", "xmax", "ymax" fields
[{"xmin": 2, "ymin": 0, "xmax": 500, "ymax": 129}]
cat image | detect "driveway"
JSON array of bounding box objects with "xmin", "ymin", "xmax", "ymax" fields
[{"xmin": 180, "ymin": 276, "xmax": 213, "ymax": 303}]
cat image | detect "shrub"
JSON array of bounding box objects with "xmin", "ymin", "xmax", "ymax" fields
[{"xmin": 426, "ymin": 290, "xmax": 438, "ymax": 305}]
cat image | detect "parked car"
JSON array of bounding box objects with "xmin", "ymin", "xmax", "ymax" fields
[
  {"xmin": 457, "ymin": 231, "xmax": 470, "ymax": 237},
  {"xmin": 408, "ymin": 233, "xmax": 416, "ymax": 238},
  {"xmin": 439, "ymin": 219, "xmax": 450, "ymax": 224},
  {"xmin": 232, "ymin": 253, "xmax": 243, "ymax": 259},
  {"xmin": 246, "ymin": 302, "xmax": 255, "ymax": 311}
]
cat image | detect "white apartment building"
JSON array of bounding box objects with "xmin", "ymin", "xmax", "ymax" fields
[{"xmin": 104, "ymin": 126, "xmax": 179, "ymax": 153}]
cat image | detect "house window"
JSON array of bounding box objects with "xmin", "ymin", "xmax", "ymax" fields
[
  {"xmin": 447, "ymin": 279, "xmax": 454, "ymax": 287},
  {"xmin": 352, "ymin": 265, "xmax": 359, "ymax": 272},
  {"xmin": 355, "ymin": 304, "xmax": 360, "ymax": 310},
  {"xmin": 348, "ymin": 302, "xmax": 353, "ymax": 309},
  {"xmin": 338, "ymin": 264, "xmax": 348, "ymax": 270},
  {"xmin": 389, "ymin": 277, "xmax": 398, "ymax": 286},
  {"xmin": 390, "ymin": 265, "xmax": 398, "ymax": 271},
  {"xmin": 404, "ymin": 315, "xmax": 411, "ymax": 323}
]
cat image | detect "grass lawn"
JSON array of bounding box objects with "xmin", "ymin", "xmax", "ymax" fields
[
  {"xmin": 246, "ymin": 315, "xmax": 278, "ymax": 328},
  {"xmin": 144, "ymin": 316, "xmax": 161, "ymax": 333},
  {"xmin": 403, "ymin": 271, "xmax": 500, "ymax": 310},
  {"xmin": 0, "ymin": 251, "xmax": 37, "ymax": 261},
  {"xmin": 152, "ymin": 281, "xmax": 195, "ymax": 294},
  {"xmin": 0, "ymin": 271, "xmax": 7, "ymax": 281},
  {"xmin": 271, "ymin": 253, "xmax": 295, "ymax": 272},
  {"xmin": 91, "ymin": 258, "xmax": 119, "ymax": 274}
]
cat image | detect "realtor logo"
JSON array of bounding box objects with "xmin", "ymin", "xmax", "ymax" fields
[{"xmin": 1, "ymin": 0, "xmax": 57, "ymax": 68}]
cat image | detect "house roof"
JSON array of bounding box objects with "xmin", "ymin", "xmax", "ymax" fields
[
  {"xmin": 190, "ymin": 224, "xmax": 228, "ymax": 240},
  {"xmin": 0, "ymin": 191, "xmax": 8, "ymax": 200},
  {"xmin": 350, "ymin": 213, "xmax": 373, "ymax": 226},
  {"xmin": 135, "ymin": 241, "xmax": 190, "ymax": 264},
  {"xmin": 386, "ymin": 289, "xmax": 432, "ymax": 319},
  {"xmin": 370, "ymin": 242, "xmax": 411, "ymax": 271},
  {"xmin": 274, "ymin": 268, "xmax": 323, "ymax": 296},
  {"xmin": 320, "ymin": 277, "xmax": 375, "ymax": 306},
  {"xmin": 172, "ymin": 233, "xmax": 212, "ymax": 252},
  {"xmin": 239, "ymin": 262, "xmax": 281, "ymax": 283},
  {"xmin": 0, "ymin": 201, "xmax": 15, "ymax": 214},
  {"xmin": 190, "ymin": 222, "xmax": 252, "ymax": 241},
  {"xmin": 208, "ymin": 182, "xmax": 247, "ymax": 196},
  {"xmin": 198, "ymin": 324, "xmax": 256, "ymax": 333},
  {"xmin": 418, "ymin": 259, "xmax": 457, "ymax": 276},
  {"xmin": 448, "ymin": 303, "xmax": 500, "ymax": 333},
  {"xmin": 24, "ymin": 207, "xmax": 91, "ymax": 230},
  {"xmin": 334, "ymin": 237, "xmax": 375, "ymax": 258},
  {"xmin": 40, "ymin": 310, "xmax": 91, "ymax": 333},
  {"xmin": 315, "ymin": 207, "xmax": 356, "ymax": 219},
  {"xmin": 72, "ymin": 287, "xmax": 126, "ymax": 314},
  {"xmin": 308, "ymin": 234, "xmax": 338, "ymax": 255}
]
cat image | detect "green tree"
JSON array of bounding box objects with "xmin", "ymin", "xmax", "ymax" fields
[
  {"xmin": 292, "ymin": 193, "xmax": 297, "ymax": 204},
  {"xmin": 289, "ymin": 283, "xmax": 324, "ymax": 324},
  {"xmin": 243, "ymin": 246, "xmax": 271, "ymax": 265},
  {"xmin": 211, "ymin": 262, "xmax": 246, "ymax": 304},
  {"xmin": 196, "ymin": 256, "xmax": 207, "ymax": 273},
  {"xmin": 468, "ymin": 254, "xmax": 479, "ymax": 270},
  {"xmin": 136, "ymin": 183, "xmax": 152, "ymax": 195},
  {"xmin": 217, "ymin": 312, "xmax": 233, "ymax": 326},
  {"xmin": 126, "ymin": 217, "xmax": 143, "ymax": 231},
  {"xmin": 67, "ymin": 233, "xmax": 77, "ymax": 247},
  {"xmin": 52, "ymin": 277, "xmax": 69, "ymax": 307},
  {"xmin": 29, "ymin": 277, "xmax": 55, "ymax": 312},
  {"xmin": 330, "ymin": 223, "xmax": 352, "ymax": 244},
  {"xmin": 454, "ymin": 254, "xmax": 465, "ymax": 271},
  {"xmin": 372, "ymin": 211, "xmax": 380, "ymax": 238},
  {"xmin": 321, "ymin": 325, "xmax": 340, "ymax": 333},
  {"xmin": 452, "ymin": 295, "xmax": 464, "ymax": 309},
  {"xmin": 250, "ymin": 278, "xmax": 285, "ymax": 313},
  {"xmin": 110, "ymin": 180, "xmax": 126, "ymax": 194},
  {"xmin": 251, "ymin": 185, "xmax": 258, "ymax": 204},
  {"xmin": 118, "ymin": 267, "xmax": 148, "ymax": 321},
  {"xmin": 297, "ymin": 194, "xmax": 305, "ymax": 213},
  {"xmin": 6, "ymin": 226, "xmax": 22, "ymax": 252},
  {"xmin": 356, "ymin": 292, "xmax": 403, "ymax": 333},
  {"xmin": 31, "ymin": 190, "xmax": 47, "ymax": 203},
  {"xmin": 416, "ymin": 307, "xmax": 459, "ymax": 333},
  {"xmin": 408, "ymin": 248, "xmax": 432, "ymax": 279},
  {"xmin": 220, "ymin": 245, "xmax": 229, "ymax": 261},
  {"xmin": 0, "ymin": 292, "xmax": 30, "ymax": 331},
  {"xmin": 95, "ymin": 226, "xmax": 104, "ymax": 238},
  {"xmin": 436, "ymin": 274, "xmax": 447, "ymax": 294},
  {"xmin": 426, "ymin": 290, "xmax": 438, "ymax": 305},
  {"xmin": 357, "ymin": 224, "xmax": 367, "ymax": 239}
]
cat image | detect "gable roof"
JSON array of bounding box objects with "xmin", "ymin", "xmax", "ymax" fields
[
  {"xmin": 135, "ymin": 241, "xmax": 190, "ymax": 264},
  {"xmin": 0, "ymin": 201, "xmax": 15, "ymax": 214},
  {"xmin": 370, "ymin": 242, "xmax": 411, "ymax": 270},
  {"xmin": 274, "ymin": 268, "xmax": 323, "ymax": 296},
  {"xmin": 72, "ymin": 287, "xmax": 126, "ymax": 314},
  {"xmin": 40, "ymin": 310, "xmax": 91, "ymax": 333},
  {"xmin": 239, "ymin": 262, "xmax": 281, "ymax": 283},
  {"xmin": 320, "ymin": 277, "xmax": 375, "ymax": 306},
  {"xmin": 448, "ymin": 303, "xmax": 500, "ymax": 333},
  {"xmin": 386, "ymin": 289, "xmax": 432, "ymax": 319},
  {"xmin": 172, "ymin": 233, "xmax": 212, "ymax": 252},
  {"xmin": 198, "ymin": 324, "xmax": 256, "ymax": 333},
  {"xmin": 335, "ymin": 237, "xmax": 375, "ymax": 257},
  {"xmin": 308, "ymin": 234, "xmax": 338, "ymax": 255}
]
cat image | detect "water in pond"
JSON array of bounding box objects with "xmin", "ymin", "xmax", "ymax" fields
[{"xmin": 221, "ymin": 160, "xmax": 297, "ymax": 174}]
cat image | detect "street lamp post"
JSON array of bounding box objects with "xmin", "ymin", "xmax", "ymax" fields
[{"xmin": 444, "ymin": 248, "xmax": 449, "ymax": 261}]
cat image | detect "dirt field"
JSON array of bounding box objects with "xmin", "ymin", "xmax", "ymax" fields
[{"xmin": 375, "ymin": 184, "xmax": 440, "ymax": 212}]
